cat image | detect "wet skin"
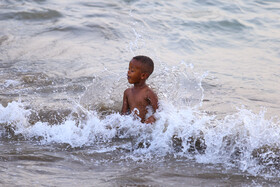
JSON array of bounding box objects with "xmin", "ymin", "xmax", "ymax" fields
[{"xmin": 121, "ymin": 59, "xmax": 158, "ymax": 123}]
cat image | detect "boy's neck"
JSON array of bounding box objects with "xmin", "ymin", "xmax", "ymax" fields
[{"xmin": 133, "ymin": 80, "xmax": 147, "ymax": 89}]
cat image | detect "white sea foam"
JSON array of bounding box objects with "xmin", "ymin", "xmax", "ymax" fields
[
  {"xmin": 0, "ymin": 63, "xmax": 280, "ymax": 177},
  {"xmin": 4, "ymin": 80, "xmax": 21, "ymax": 88},
  {"xmin": 1, "ymin": 97, "xmax": 280, "ymax": 177}
]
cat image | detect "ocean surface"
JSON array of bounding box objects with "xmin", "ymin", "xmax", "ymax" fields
[{"xmin": 1, "ymin": 0, "xmax": 280, "ymax": 186}]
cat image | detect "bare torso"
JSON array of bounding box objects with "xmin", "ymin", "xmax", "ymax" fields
[{"xmin": 122, "ymin": 85, "xmax": 158, "ymax": 123}]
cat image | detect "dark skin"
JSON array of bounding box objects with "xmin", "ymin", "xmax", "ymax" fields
[{"xmin": 121, "ymin": 59, "xmax": 158, "ymax": 124}]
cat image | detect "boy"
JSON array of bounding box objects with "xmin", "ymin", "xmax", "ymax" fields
[{"xmin": 121, "ymin": 55, "xmax": 158, "ymax": 124}]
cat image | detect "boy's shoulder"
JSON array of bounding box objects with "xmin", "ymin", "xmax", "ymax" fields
[
  {"xmin": 124, "ymin": 87, "xmax": 132, "ymax": 91},
  {"xmin": 124, "ymin": 87, "xmax": 132, "ymax": 95},
  {"xmin": 145, "ymin": 85, "xmax": 157, "ymax": 95}
]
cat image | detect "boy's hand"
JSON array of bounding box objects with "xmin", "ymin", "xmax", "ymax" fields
[{"xmin": 145, "ymin": 115, "xmax": 156, "ymax": 124}]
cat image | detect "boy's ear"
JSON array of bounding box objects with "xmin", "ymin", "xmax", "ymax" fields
[{"xmin": 141, "ymin": 72, "xmax": 149, "ymax": 79}]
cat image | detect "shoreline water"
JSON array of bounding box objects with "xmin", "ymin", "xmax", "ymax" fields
[{"xmin": 1, "ymin": 0, "xmax": 280, "ymax": 185}]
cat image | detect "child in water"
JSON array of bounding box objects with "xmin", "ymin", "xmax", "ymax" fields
[{"xmin": 121, "ymin": 55, "xmax": 158, "ymax": 124}]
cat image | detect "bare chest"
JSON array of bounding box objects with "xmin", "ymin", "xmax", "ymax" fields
[{"xmin": 127, "ymin": 89, "xmax": 149, "ymax": 109}]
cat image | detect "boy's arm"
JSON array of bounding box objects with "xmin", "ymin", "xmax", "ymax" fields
[
  {"xmin": 145, "ymin": 89, "xmax": 158, "ymax": 124},
  {"xmin": 121, "ymin": 89, "xmax": 129, "ymax": 115}
]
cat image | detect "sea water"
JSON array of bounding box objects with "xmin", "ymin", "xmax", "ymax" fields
[{"xmin": 1, "ymin": 0, "xmax": 280, "ymax": 186}]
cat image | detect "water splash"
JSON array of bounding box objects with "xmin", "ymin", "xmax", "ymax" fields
[
  {"xmin": 1, "ymin": 62, "xmax": 280, "ymax": 177},
  {"xmin": 1, "ymin": 100, "xmax": 280, "ymax": 177}
]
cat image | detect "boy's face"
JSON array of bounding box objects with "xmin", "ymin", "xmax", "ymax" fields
[{"xmin": 127, "ymin": 59, "xmax": 144, "ymax": 84}]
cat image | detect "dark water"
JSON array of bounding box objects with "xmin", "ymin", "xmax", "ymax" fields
[{"xmin": 1, "ymin": 0, "xmax": 280, "ymax": 186}]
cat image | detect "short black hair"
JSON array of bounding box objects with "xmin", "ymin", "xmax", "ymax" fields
[{"xmin": 132, "ymin": 55, "xmax": 154, "ymax": 75}]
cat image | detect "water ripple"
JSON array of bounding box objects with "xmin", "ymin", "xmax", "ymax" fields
[{"xmin": 0, "ymin": 9, "xmax": 62, "ymax": 21}]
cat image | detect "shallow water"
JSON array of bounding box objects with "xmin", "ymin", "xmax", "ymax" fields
[{"xmin": 1, "ymin": 0, "xmax": 280, "ymax": 186}]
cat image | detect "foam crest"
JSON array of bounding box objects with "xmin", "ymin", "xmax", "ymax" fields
[
  {"xmin": 1, "ymin": 99, "xmax": 280, "ymax": 177},
  {"xmin": 0, "ymin": 101, "xmax": 31, "ymax": 130},
  {"xmin": 1, "ymin": 64, "xmax": 280, "ymax": 177},
  {"xmin": 195, "ymin": 107, "xmax": 280, "ymax": 176}
]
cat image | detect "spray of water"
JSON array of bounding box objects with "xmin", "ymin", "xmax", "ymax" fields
[{"xmin": 1, "ymin": 63, "xmax": 280, "ymax": 177}]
